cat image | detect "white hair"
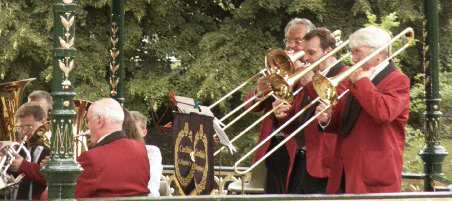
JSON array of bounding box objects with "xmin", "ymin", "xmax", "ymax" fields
[
  {"xmin": 284, "ymin": 18, "xmax": 316, "ymax": 38},
  {"xmin": 349, "ymin": 26, "xmax": 391, "ymax": 53},
  {"xmin": 90, "ymin": 98, "xmax": 124, "ymax": 124}
]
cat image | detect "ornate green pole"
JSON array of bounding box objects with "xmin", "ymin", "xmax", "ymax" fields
[
  {"xmin": 419, "ymin": 0, "xmax": 448, "ymax": 191},
  {"xmin": 109, "ymin": 0, "xmax": 125, "ymax": 104},
  {"xmin": 42, "ymin": 0, "xmax": 82, "ymax": 199}
]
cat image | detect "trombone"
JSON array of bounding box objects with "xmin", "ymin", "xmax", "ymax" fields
[
  {"xmin": 233, "ymin": 27, "xmax": 415, "ymax": 175},
  {"xmin": 214, "ymin": 40, "xmax": 350, "ymax": 156},
  {"xmin": 209, "ymin": 49, "xmax": 305, "ymax": 127},
  {"xmin": 208, "ymin": 49, "xmax": 306, "ymax": 154}
]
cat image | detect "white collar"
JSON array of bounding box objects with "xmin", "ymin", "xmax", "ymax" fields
[
  {"xmin": 96, "ymin": 133, "xmax": 112, "ymax": 143},
  {"xmin": 370, "ymin": 60, "xmax": 389, "ymax": 80}
]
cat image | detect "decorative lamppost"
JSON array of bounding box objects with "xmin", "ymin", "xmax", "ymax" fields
[
  {"xmin": 42, "ymin": 0, "xmax": 82, "ymax": 199},
  {"xmin": 420, "ymin": 0, "xmax": 448, "ymax": 191},
  {"xmin": 109, "ymin": 0, "xmax": 125, "ymax": 104}
]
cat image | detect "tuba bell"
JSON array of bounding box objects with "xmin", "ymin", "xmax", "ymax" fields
[
  {"xmin": 73, "ymin": 99, "xmax": 92, "ymax": 158},
  {"xmin": 0, "ymin": 78, "xmax": 36, "ymax": 141}
]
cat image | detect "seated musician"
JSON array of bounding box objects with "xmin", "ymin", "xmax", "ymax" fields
[
  {"xmin": 9, "ymin": 102, "xmax": 49, "ymax": 200},
  {"xmin": 273, "ymin": 27, "xmax": 346, "ymax": 193},
  {"xmin": 249, "ymin": 18, "xmax": 315, "ymax": 193},
  {"xmin": 121, "ymin": 109, "xmax": 162, "ymax": 196},
  {"xmin": 315, "ymin": 26, "xmax": 410, "ymax": 193},
  {"xmin": 130, "ymin": 110, "xmax": 163, "ymax": 197},
  {"xmin": 75, "ymin": 98, "xmax": 150, "ymax": 198},
  {"xmin": 27, "ymin": 90, "xmax": 53, "ymax": 115}
]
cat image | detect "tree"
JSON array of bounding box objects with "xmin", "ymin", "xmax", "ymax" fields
[{"xmin": 0, "ymin": 0, "xmax": 451, "ymax": 168}]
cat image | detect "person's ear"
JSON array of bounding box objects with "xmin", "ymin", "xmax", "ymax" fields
[{"xmin": 96, "ymin": 115, "xmax": 105, "ymax": 127}]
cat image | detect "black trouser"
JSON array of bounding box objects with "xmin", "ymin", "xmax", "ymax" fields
[
  {"xmin": 288, "ymin": 149, "xmax": 328, "ymax": 194},
  {"xmin": 338, "ymin": 171, "xmax": 346, "ymax": 193},
  {"xmin": 264, "ymin": 136, "xmax": 289, "ymax": 194}
]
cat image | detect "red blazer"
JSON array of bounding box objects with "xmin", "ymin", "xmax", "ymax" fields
[
  {"xmin": 281, "ymin": 64, "xmax": 346, "ymax": 179},
  {"xmin": 75, "ymin": 131, "xmax": 150, "ymax": 198},
  {"xmin": 290, "ymin": 86, "xmax": 337, "ymax": 179},
  {"xmin": 19, "ymin": 161, "xmax": 46, "ymax": 185},
  {"xmin": 18, "ymin": 144, "xmax": 50, "ymax": 200},
  {"xmin": 324, "ymin": 66, "xmax": 410, "ymax": 193},
  {"xmin": 247, "ymin": 91, "xmax": 297, "ymax": 192}
]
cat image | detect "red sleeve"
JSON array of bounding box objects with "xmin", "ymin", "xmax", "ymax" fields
[
  {"xmin": 350, "ymin": 74, "xmax": 410, "ymax": 124},
  {"xmin": 75, "ymin": 153, "xmax": 98, "ymax": 198},
  {"xmin": 19, "ymin": 160, "xmax": 46, "ymax": 186},
  {"xmin": 244, "ymin": 90, "xmax": 268, "ymax": 112}
]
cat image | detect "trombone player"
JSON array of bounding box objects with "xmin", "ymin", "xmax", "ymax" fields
[
  {"xmin": 273, "ymin": 27, "xmax": 347, "ymax": 193},
  {"xmin": 248, "ymin": 17, "xmax": 315, "ymax": 193},
  {"xmin": 315, "ymin": 26, "xmax": 410, "ymax": 193}
]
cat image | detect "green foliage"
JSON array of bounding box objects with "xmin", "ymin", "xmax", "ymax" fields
[{"xmin": 0, "ymin": 0, "xmax": 451, "ymax": 172}]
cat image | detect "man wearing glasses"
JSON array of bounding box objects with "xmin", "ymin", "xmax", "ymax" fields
[
  {"xmin": 249, "ymin": 18, "xmax": 315, "ymax": 193},
  {"xmin": 8, "ymin": 102, "xmax": 49, "ymax": 200}
]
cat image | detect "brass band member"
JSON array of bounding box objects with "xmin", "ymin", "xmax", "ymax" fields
[
  {"xmin": 75, "ymin": 98, "xmax": 149, "ymax": 198},
  {"xmin": 130, "ymin": 111, "xmax": 163, "ymax": 197},
  {"xmin": 10, "ymin": 103, "xmax": 49, "ymax": 200},
  {"xmin": 249, "ymin": 18, "xmax": 315, "ymax": 193},
  {"xmin": 316, "ymin": 27, "xmax": 410, "ymax": 193},
  {"xmin": 27, "ymin": 90, "xmax": 53, "ymax": 115},
  {"xmin": 274, "ymin": 27, "xmax": 346, "ymax": 193}
]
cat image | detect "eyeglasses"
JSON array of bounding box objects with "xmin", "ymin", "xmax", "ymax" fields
[
  {"xmin": 14, "ymin": 125, "xmax": 33, "ymax": 131},
  {"xmin": 284, "ymin": 38, "xmax": 304, "ymax": 47}
]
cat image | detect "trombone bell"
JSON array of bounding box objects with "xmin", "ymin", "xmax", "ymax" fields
[
  {"xmin": 265, "ymin": 49, "xmax": 298, "ymax": 77},
  {"xmin": 312, "ymin": 74, "xmax": 337, "ymax": 105},
  {"xmin": 268, "ymin": 73, "xmax": 293, "ymax": 103}
]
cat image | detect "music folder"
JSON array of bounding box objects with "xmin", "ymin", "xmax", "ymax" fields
[{"xmin": 174, "ymin": 96, "xmax": 236, "ymax": 155}]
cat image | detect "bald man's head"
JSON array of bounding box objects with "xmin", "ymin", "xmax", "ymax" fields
[{"xmin": 87, "ymin": 98, "xmax": 124, "ymax": 144}]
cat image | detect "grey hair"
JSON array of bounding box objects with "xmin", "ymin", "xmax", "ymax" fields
[
  {"xmin": 90, "ymin": 98, "xmax": 124, "ymax": 124},
  {"xmin": 284, "ymin": 18, "xmax": 316, "ymax": 38},
  {"xmin": 349, "ymin": 26, "xmax": 391, "ymax": 53}
]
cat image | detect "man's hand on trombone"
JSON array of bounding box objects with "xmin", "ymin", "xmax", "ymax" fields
[
  {"xmin": 256, "ymin": 77, "xmax": 272, "ymax": 101},
  {"xmin": 349, "ymin": 66, "xmax": 376, "ymax": 83},
  {"xmin": 315, "ymin": 101, "xmax": 332, "ymax": 126},
  {"xmin": 273, "ymin": 99, "xmax": 292, "ymax": 120}
]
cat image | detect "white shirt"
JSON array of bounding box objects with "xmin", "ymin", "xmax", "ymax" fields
[
  {"xmin": 146, "ymin": 145, "xmax": 163, "ymax": 196},
  {"xmin": 369, "ymin": 60, "xmax": 389, "ymax": 80}
]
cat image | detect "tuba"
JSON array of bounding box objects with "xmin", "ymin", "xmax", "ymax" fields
[{"xmin": 0, "ymin": 78, "xmax": 36, "ymax": 141}]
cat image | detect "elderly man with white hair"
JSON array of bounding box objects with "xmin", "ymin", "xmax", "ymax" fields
[
  {"xmin": 315, "ymin": 26, "xmax": 410, "ymax": 193},
  {"xmin": 249, "ymin": 18, "xmax": 316, "ymax": 194},
  {"xmin": 75, "ymin": 98, "xmax": 150, "ymax": 198}
]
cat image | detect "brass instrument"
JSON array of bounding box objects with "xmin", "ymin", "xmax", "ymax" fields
[
  {"xmin": 0, "ymin": 121, "xmax": 51, "ymax": 190},
  {"xmin": 233, "ymin": 27, "xmax": 415, "ymax": 175},
  {"xmin": 73, "ymin": 99, "xmax": 91, "ymax": 158},
  {"xmin": 205, "ymin": 49, "xmax": 304, "ymax": 155},
  {"xmin": 214, "ymin": 31, "xmax": 345, "ymax": 156},
  {"xmin": 0, "ymin": 136, "xmax": 31, "ymax": 190},
  {"xmin": 28, "ymin": 122, "xmax": 51, "ymax": 149},
  {"xmin": 0, "ymin": 78, "xmax": 36, "ymax": 141}
]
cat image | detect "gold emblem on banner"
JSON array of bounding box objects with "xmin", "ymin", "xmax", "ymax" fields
[
  {"xmin": 193, "ymin": 124, "xmax": 209, "ymax": 194},
  {"xmin": 174, "ymin": 123, "xmax": 194, "ymax": 189}
]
